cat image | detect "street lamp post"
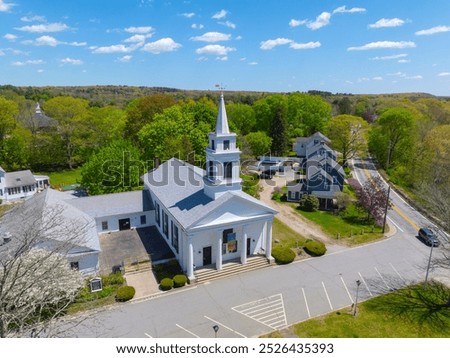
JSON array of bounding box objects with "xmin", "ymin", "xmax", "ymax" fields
[
  {"xmin": 352, "ymin": 280, "xmax": 361, "ymax": 316},
  {"xmin": 423, "ymin": 241, "xmax": 435, "ymax": 289},
  {"xmin": 212, "ymin": 325, "xmax": 219, "ymax": 338}
]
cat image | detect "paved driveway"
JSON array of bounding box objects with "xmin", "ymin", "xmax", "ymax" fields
[{"xmin": 99, "ymin": 226, "xmax": 174, "ymax": 275}]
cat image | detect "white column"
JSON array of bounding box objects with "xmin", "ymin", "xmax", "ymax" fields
[
  {"xmin": 216, "ymin": 230, "xmax": 223, "ymax": 270},
  {"xmin": 241, "ymin": 231, "xmax": 248, "ymax": 264},
  {"xmin": 187, "ymin": 235, "xmax": 195, "ymax": 280},
  {"xmin": 265, "ymin": 221, "xmax": 273, "ymax": 261}
]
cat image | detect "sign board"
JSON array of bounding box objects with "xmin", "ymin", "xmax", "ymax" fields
[{"xmin": 90, "ymin": 278, "xmax": 103, "ymax": 293}]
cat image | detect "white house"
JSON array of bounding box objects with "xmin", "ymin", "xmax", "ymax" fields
[
  {"xmin": 142, "ymin": 94, "xmax": 278, "ymax": 281},
  {"xmin": 0, "ymin": 167, "xmax": 49, "ymax": 203}
]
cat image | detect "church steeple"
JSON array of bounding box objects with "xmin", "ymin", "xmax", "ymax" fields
[{"xmin": 204, "ymin": 93, "xmax": 242, "ymax": 200}]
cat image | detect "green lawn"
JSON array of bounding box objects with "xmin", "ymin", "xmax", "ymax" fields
[
  {"xmin": 270, "ymin": 285, "xmax": 450, "ymax": 338},
  {"xmin": 272, "ymin": 218, "xmax": 308, "ymax": 250},
  {"xmin": 37, "ymin": 167, "xmax": 83, "ymax": 188},
  {"xmin": 296, "ymin": 205, "xmax": 384, "ymax": 246}
]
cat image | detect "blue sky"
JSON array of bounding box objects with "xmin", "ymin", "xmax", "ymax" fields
[{"xmin": 1, "ymin": 0, "xmax": 449, "ymax": 95}]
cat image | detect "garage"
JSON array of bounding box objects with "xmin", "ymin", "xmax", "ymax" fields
[{"xmin": 118, "ymin": 218, "xmax": 131, "ymax": 231}]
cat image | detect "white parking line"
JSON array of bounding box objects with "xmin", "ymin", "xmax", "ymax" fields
[
  {"xmin": 358, "ymin": 272, "xmax": 373, "ymax": 297},
  {"xmin": 340, "ymin": 276, "xmax": 354, "ymax": 304},
  {"xmin": 374, "ymin": 267, "xmax": 391, "ymax": 290},
  {"xmin": 204, "ymin": 315, "xmax": 247, "ymax": 338},
  {"xmin": 144, "ymin": 333, "xmax": 152, "ymax": 338},
  {"xmin": 301, "ymin": 288, "xmax": 311, "ymax": 318},
  {"xmin": 387, "ymin": 216, "xmax": 404, "ymax": 232},
  {"xmin": 322, "ymin": 282, "xmax": 333, "ymax": 310},
  {"xmin": 389, "ymin": 262, "xmax": 405, "ymax": 282},
  {"xmin": 176, "ymin": 324, "xmax": 200, "ymax": 338}
]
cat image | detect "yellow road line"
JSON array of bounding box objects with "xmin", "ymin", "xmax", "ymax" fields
[{"xmin": 361, "ymin": 161, "xmax": 419, "ymax": 232}]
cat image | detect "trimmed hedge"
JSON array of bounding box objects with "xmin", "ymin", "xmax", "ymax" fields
[
  {"xmin": 160, "ymin": 278, "xmax": 174, "ymax": 291},
  {"xmin": 173, "ymin": 274, "xmax": 188, "ymax": 288},
  {"xmin": 102, "ymin": 272, "xmax": 125, "ymax": 286},
  {"xmin": 303, "ymin": 240, "xmax": 327, "ymax": 257},
  {"xmin": 272, "ymin": 246, "xmax": 296, "ymax": 265},
  {"xmin": 116, "ymin": 286, "xmax": 135, "ymax": 302}
]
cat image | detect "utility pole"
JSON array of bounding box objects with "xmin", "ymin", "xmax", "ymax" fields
[{"xmin": 382, "ymin": 185, "xmax": 391, "ymax": 233}]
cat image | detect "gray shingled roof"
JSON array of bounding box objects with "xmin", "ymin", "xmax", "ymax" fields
[
  {"xmin": 67, "ymin": 190, "xmax": 154, "ymax": 218},
  {"xmin": 5, "ymin": 170, "xmax": 36, "ymax": 188},
  {"xmin": 143, "ymin": 158, "xmax": 277, "ymax": 229}
]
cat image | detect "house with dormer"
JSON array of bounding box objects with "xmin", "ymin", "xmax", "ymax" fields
[{"xmin": 288, "ymin": 132, "xmax": 344, "ymax": 208}]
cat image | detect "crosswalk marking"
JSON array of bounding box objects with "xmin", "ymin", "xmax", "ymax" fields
[{"xmin": 232, "ymin": 294, "xmax": 287, "ymax": 330}]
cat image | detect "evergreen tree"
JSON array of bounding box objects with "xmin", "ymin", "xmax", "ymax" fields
[{"xmin": 269, "ymin": 107, "xmax": 288, "ymax": 156}]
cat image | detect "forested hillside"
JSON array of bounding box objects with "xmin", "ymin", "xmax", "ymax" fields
[{"xmin": 0, "ymin": 85, "xmax": 448, "ymax": 226}]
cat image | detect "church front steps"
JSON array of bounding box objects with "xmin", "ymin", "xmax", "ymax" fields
[{"xmin": 194, "ymin": 255, "xmax": 272, "ymax": 284}]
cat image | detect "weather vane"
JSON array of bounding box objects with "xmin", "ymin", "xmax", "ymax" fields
[{"xmin": 215, "ymin": 83, "xmax": 226, "ymax": 91}]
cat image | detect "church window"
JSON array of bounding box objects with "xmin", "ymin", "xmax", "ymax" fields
[
  {"xmin": 223, "ymin": 140, "xmax": 230, "ymax": 150},
  {"xmin": 224, "ymin": 162, "xmax": 233, "ymax": 179},
  {"xmin": 208, "ymin": 161, "xmax": 215, "ymax": 179},
  {"xmin": 211, "ymin": 140, "xmax": 215, "ymax": 150}
]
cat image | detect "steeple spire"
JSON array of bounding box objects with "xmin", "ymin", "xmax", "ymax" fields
[{"xmin": 215, "ymin": 92, "xmax": 230, "ymax": 135}]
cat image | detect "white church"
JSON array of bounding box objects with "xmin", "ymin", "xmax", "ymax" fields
[{"xmin": 143, "ymin": 94, "xmax": 277, "ymax": 281}]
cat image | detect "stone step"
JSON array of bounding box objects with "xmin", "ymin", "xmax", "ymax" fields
[{"xmin": 195, "ymin": 256, "xmax": 272, "ymax": 284}]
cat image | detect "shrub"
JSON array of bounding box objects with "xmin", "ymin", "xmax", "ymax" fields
[
  {"xmin": 173, "ymin": 274, "xmax": 188, "ymax": 288},
  {"xmin": 116, "ymin": 286, "xmax": 135, "ymax": 302},
  {"xmin": 298, "ymin": 194, "xmax": 319, "ymax": 212},
  {"xmin": 303, "ymin": 240, "xmax": 327, "ymax": 257},
  {"xmin": 271, "ymin": 246, "xmax": 296, "ymax": 264},
  {"xmin": 160, "ymin": 278, "xmax": 174, "ymax": 291},
  {"xmin": 102, "ymin": 272, "xmax": 125, "ymax": 286}
]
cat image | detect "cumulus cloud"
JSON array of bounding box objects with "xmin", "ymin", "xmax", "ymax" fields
[
  {"xmin": 0, "ymin": 0, "xmax": 15, "ymax": 12},
  {"xmin": 260, "ymin": 37, "xmax": 292, "ymax": 50},
  {"xmin": 23, "ymin": 35, "xmax": 87, "ymax": 47},
  {"xmin": 192, "ymin": 24, "xmax": 204, "ymax": 30},
  {"xmin": 370, "ymin": 54, "xmax": 408, "ymax": 60},
  {"xmin": 124, "ymin": 34, "xmax": 148, "ymax": 43},
  {"xmin": 141, "ymin": 38, "xmax": 182, "ymax": 54},
  {"xmin": 212, "ymin": 9, "xmax": 228, "ymax": 20},
  {"xmin": 93, "ymin": 44, "xmax": 134, "ymax": 54},
  {"xmin": 307, "ymin": 12, "xmax": 331, "ymax": 30},
  {"xmin": 415, "ymin": 25, "xmax": 450, "ymax": 35},
  {"xmin": 21, "ymin": 15, "xmax": 46, "ymax": 22},
  {"xmin": 12, "ymin": 59, "xmax": 45, "ymax": 66},
  {"xmin": 289, "ymin": 19, "xmax": 307, "ymax": 27},
  {"xmin": 348, "ymin": 41, "xmax": 416, "ymax": 51},
  {"xmin": 438, "ymin": 72, "xmax": 450, "ymax": 77},
  {"xmin": 118, "ymin": 55, "xmax": 132, "ymax": 62},
  {"xmin": 4, "ymin": 33, "xmax": 17, "ymax": 41},
  {"xmin": 333, "ymin": 6, "xmax": 366, "ymax": 14},
  {"xmin": 219, "ymin": 21, "xmax": 236, "ymax": 29},
  {"xmin": 125, "ymin": 26, "xmax": 154, "ymax": 34},
  {"xmin": 60, "ymin": 58, "xmax": 83, "ymax": 65},
  {"xmin": 369, "ymin": 18, "xmax": 406, "ymax": 29},
  {"xmin": 196, "ymin": 44, "xmax": 235, "ymax": 56},
  {"xmin": 15, "ymin": 22, "xmax": 70, "ymax": 33},
  {"xmin": 181, "ymin": 12, "xmax": 195, "ymax": 18},
  {"xmin": 216, "ymin": 56, "xmax": 228, "ymax": 61},
  {"xmin": 190, "ymin": 32, "xmax": 231, "ymax": 42},
  {"xmin": 289, "ymin": 41, "xmax": 321, "ymax": 50}
]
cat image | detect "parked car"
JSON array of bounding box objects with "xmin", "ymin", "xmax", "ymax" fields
[{"xmin": 418, "ymin": 227, "xmax": 440, "ymax": 247}]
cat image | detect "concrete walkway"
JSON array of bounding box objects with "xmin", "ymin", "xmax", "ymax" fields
[{"xmin": 125, "ymin": 269, "xmax": 161, "ymax": 300}]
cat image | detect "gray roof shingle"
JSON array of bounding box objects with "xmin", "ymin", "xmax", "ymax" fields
[{"xmin": 5, "ymin": 170, "xmax": 36, "ymax": 188}]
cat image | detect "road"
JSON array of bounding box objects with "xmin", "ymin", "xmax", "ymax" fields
[{"xmin": 63, "ymin": 158, "xmax": 447, "ymax": 338}]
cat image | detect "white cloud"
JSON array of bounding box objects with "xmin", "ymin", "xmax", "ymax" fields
[
  {"xmin": 141, "ymin": 38, "xmax": 182, "ymax": 54},
  {"xmin": 405, "ymin": 75, "xmax": 422, "ymax": 80},
  {"xmin": 37, "ymin": 69, "xmax": 44, "ymax": 73},
  {"xmin": 348, "ymin": 41, "xmax": 416, "ymax": 51},
  {"xmin": 212, "ymin": 9, "xmax": 228, "ymax": 20},
  {"xmin": 371, "ymin": 53, "xmax": 408, "ymax": 60},
  {"xmin": 219, "ymin": 21, "xmax": 236, "ymax": 29},
  {"xmin": 93, "ymin": 44, "xmax": 133, "ymax": 54},
  {"xmin": 235, "ymin": 35, "xmax": 242, "ymax": 40},
  {"xmin": 20, "ymin": 15, "xmax": 46, "ymax": 22},
  {"xmin": 333, "ymin": 6, "xmax": 366, "ymax": 14},
  {"xmin": 15, "ymin": 22, "xmax": 70, "ymax": 33},
  {"xmin": 398, "ymin": 59, "xmax": 410, "ymax": 63},
  {"xmin": 192, "ymin": 24, "xmax": 204, "ymax": 30},
  {"xmin": 0, "ymin": 50, "xmax": 4, "ymax": 56},
  {"xmin": 60, "ymin": 57, "xmax": 83, "ymax": 65},
  {"xmin": 4, "ymin": 33, "xmax": 17, "ymax": 41},
  {"xmin": 33, "ymin": 35, "xmax": 59, "ymax": 46},
  {"xmin": 289, "ymin": 19, "xmax": 307, "ymax": 27},
  {"xmin": 289, "ymin": 41, "xmax": 321, "ymax": 50},
  {"xmin": 216, "ymin": 56, "xmax": 228, "ymax": 61},
  {"xmin": 12, "ymin": 59, "xmax": 45, "ymax": 66},
  {"xmin": 260, "ymin": 37, "xmax": 292, "ymax": 50},
  {"xmin": 197, "ymin": 56, "xmax": 208, "ymax": 62},
  {"xmin": 124, "ymin": 34, "xmax": 148, "ymax": 43},
  {"xmin": 415, "ymin": 25, "xmax": 450, "ymax": 35},
  {"xmin": 307, "ymin": 12, "xmax": 331, "ymax": 30},
  {"xmin": 190, "ymin": 32, "xmax": 231, "ymax": 42},
  {"xmin": 248, "ymin": 61, "xmax": 258, "ymax": 65},
  {"xmin": 118, "ymin": 55, "xmax": 132, "ymax": 62},
  {"xmin": 372, "ymin": 76, "xmax": 383, "ymax": 80},
  {"xmin": 125, "ymin": 26, "xmax": 154, "ymax": 34},
  {"xmin": 0, "ymin": 0, "xmax": 14, "ymax": 12},
  {"xmin": 196, "ymin": 44, "xmax": 235, "ymax": 56},
  {"xmin": 438, "ymin": 72, "xmax": 450, "ymax": 77},
  {"xmin": 181, "ymin": 12, "xmax": 195, "ymax": 18},
  {"xmin": 369, "ymin": 18, "xmax": 406, "ymax": 29}
]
